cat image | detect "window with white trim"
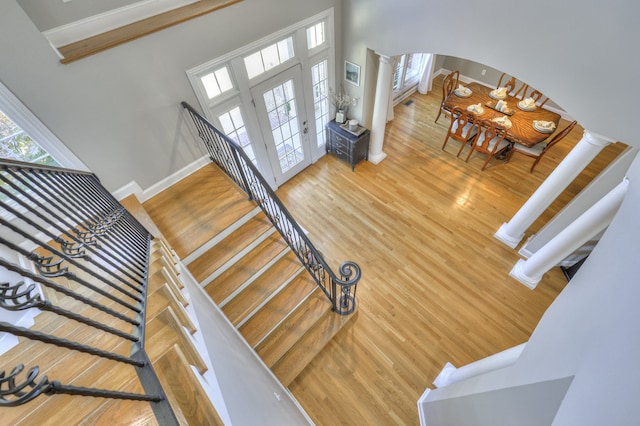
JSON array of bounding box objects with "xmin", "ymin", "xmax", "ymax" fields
[
  {"xmin": 393, "ymin": 53, "xmax": 428, "ymax": 103},
  {"xmin": 200, "ymin": 66, "xmax": 234, "ymax": 100},
  {"xmin": 311, "ymin": 59, "xmax": 330, "ymax": 148},
  {"xmin": 243, "ymin": 37, "xmax": 295, "ymax": 80}
]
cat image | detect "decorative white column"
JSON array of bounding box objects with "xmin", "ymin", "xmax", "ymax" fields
[
  {"xmin": 495, "ymin": 130, "xmax": 613, "ymax": 248},
  {"xmin": 510, "ymin": 178, "xmax": 629, "ymax": 288},
  {"xmin": 368, "ymin": 53, "xmax": 393, "ymax": 164},
  {"xmin": 433, "ymin": 343, "xmax": 527, "ymax": 388}
]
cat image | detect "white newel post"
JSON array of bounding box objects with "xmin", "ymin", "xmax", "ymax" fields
[
  {"xmin": 368, "ymin": 52, "xmax": 393, "ymax": 164},
  {"xmin": 510, "ymin": 178, "xmax": 629, "ymax": 288},
  {"xmin": 495, "ymin": 130, "xmax": 613, "ymax": 248},
  {"xmin": 433, "ymin": 343, "xmax": 527, "ymax": 388}
]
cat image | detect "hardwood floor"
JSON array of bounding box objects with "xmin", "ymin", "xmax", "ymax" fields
[{"xmin": 273, "ymin": 76, "xmax": 627, "ymax": 425}]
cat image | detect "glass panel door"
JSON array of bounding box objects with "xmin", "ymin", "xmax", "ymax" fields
[{"xmin": 251, "ymin": 65, "xmax": 310, "ymax": 185}]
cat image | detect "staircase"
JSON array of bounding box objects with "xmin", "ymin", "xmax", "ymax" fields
[
  {"xmin": 0, "ymin": 237, "xmax": 224, "ymax": 425},
  {"xmin": 145, "ymin": 165, "xmax": 356, "ymax": 387}
]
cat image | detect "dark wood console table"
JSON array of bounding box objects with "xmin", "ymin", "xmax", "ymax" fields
[{"xmin": 325, "ymin": 120, "xmax": 370, "ymax": 171}]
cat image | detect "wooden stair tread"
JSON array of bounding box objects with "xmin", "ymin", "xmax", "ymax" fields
[
  {"xmin": 145, "ymin": 307, "xmax": 208, "ymax": 375},
  {"xmin": 255, "ymin": 289, "xmax": 332, "ymax": 367},
  {"xmin": 204, "ymin": 233, "xmax": 288, "ymax": 303},
  {"xmin": 78, "ymin": 377, "xmax": 158, "ymax": 426},
  {"xmin": 239, "ymin": 273, "xmax": 317, "ymax": 347},
  {"xmin": 143, "ymin": 164, "xmax": 256, "ymax": 259},
  {"xmin": 189, "ymin": 211, "xmax": 273, "ymax": 282},
  {"xmin": 17, "ymin": 352, "xmax": 145, "ymax": 425},
  {"xmin": 155, "ymin": 344, "xmax": 224, "ymax": 426},
  {"xmin": 272, "ymin": 309, "xmax": 357, "ymax": 387},
  {"xmin": 222, "ymin": 251, "xmax": 304, "ymax": 325}
]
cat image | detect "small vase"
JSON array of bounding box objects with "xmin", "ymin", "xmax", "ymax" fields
[{"xmin": 335, "ymin": 109, "xmax": 346, "ymax": 124}]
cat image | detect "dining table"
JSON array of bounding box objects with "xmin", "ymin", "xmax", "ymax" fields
[{"xmin": 443, "ymin": 82, "xmax": 561, "ymax": 148}]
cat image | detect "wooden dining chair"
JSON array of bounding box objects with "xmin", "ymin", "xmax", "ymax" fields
[
  {"xmin": 465, "ymin": 119, "xmax": 512, "ymax": 170},
  {"xmin": 497, "ymin": 72, "xmax": 526, "ymax": 98},
  {"xmin": 435, "ymin": 70, "xmax": 460, "ymax": 123},
  {"xmin": 442, "ymin": 106, "xmax": 479, "ymax": 157},
  {"xmin": 507, "ymin": 120, "xmax": 578, "ymax": 173},
  {"xmin": 522, "ymin": 86, "xmax": 549, "ymax": 107}
]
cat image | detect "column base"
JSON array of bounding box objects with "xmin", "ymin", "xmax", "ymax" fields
[
  {"xmin": 368, "ymin": 151, "xmax": 387, "ymax": 165},
  {"xmin": 509, "ymin": 259, "xmax": 541, "ymax": 289},
  {"xmin": 494, "ymin": 223, "xmax": 524, "ymax": 249},
  {"xmin": 432, "ymin": 362, "xmax": 457, "ymax": 388}
]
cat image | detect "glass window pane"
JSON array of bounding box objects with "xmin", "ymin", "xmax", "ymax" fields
[
  {"xmin": 201, "ymin": 72, "xmax": 221, "ymax": 99},
  {"xmin": 215, "ymin": 68, "xmax": 233, "ymax": 93},
  {"xmin": 277, "ymin": 37, "xmax": 294, "ymax": 62},
  {"xmin": 244, "ymin": 52, "xmax": 264, "ymax": 79},
  {"xmin": 0, "ymin": 110, "xmax": 59, "ymax": 167},
  {"xmin": 261, "ymin": 44, "xmax": 279, "ymax": 71},
  {"xmin": 306, "ymin": 22, "xmax": 325, "ymax": 49}
]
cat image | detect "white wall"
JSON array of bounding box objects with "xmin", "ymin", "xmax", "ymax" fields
[{"xmin": 0, "ymin": 0, "xmax": 340, "ymax": 192}]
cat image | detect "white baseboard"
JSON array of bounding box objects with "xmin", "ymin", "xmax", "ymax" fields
[
  {"xmin": 113, "ymin": 154, "xmax": 210, "ymax": 202},
  {"xmin": 43, "ymin": 0, "xmax": 199, "ymax": 48}
]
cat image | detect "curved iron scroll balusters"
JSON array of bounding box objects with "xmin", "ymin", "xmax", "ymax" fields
[
  {"xmin": 335, "ymin": 261, "xmax": 361, "ymax": 315},
  {"xmin": 0, "ymin": 281, "xmax": 139, "ymax": 342},
  {"xmin": 182, "ymin": 101, "xmax": 362, "ymax": 315},
  {"xmin": 0, "ymin": 364, "xmax": 50, "ymax": 407},
  {"xmin": 0, "ymin": 364, "xmax": 163, "ymax": 407}
]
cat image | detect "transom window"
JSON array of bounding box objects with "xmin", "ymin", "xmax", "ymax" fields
[
  {"xmin": 200, "ymin": 66, "xmax": 234, "ymax": 100},
  {"xmin": 306, "ymin": 22, "xmax": 326, "ymax": 49},
  {"xmin": 243, "ymin": 37, "xmax": 295, "ymax": 80}
]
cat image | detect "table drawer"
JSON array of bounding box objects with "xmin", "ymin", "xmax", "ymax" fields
[{"xmin": 332, "ymin": 133, "xmax": 350, "ymax": 149}]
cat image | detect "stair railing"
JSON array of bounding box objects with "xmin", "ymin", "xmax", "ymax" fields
[
  {"xmin": 0, "ymin": 159, "xmax": 178, "ymax": 424},
  {"xmin": 182, "ymin": 102, "xmax": 361, "ymax": 315}
]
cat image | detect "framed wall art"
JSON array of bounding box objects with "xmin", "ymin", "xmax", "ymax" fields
[{"xmin": 345, "ymin": 61, "xmax": 361, "ymax": 86}]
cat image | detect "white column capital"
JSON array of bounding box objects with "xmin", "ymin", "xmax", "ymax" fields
[
  {"xmin": 374, "ymin": 52, "xmax": 393, "ymax": 63},
  {"xmin": 583, "ymin": 129, "xmax": 615, "ymax": 148}
]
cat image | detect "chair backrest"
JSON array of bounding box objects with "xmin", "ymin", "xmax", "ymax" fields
[
  {"xmin": 475, "ymin": 120, "xmax": 508, "ymax": 154},
  {"xmin": 442, "ymin": 70, "xmax": 460, "ymax": 103},
  {"xmin": 447, "ymin": 106, "xmax": 478, "ymax": 142},
  {"xmin": 525, "ymin": 88, "xmax": 549, "ymax": 107},
  {"xmin": 543, "ymin": 120, "xmax": 578, "ymax": 152},
  {"xmin": 497, "ymin": 72, "xmax": 526, "ymax": 98}
]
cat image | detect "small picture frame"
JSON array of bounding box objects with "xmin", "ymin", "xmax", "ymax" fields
[{"xmin": 345, "ymin": 61, "xmax": 361, "ymax": 86}]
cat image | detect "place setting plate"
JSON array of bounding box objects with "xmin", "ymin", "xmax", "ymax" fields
[
  {"xmin": 489, "ymin": 90, "xmax": 507, "ymax": 100},
  {"xmin": 517, "ymin": 101, "xmax": 537, "ymax": 111},
  {"xmin": 492, "ymin": 117, "xmax": 512, "ymax": 130},
  {"xmin": 532, "ymin": 120, "xmax": 556, "ymax": 133},
  {"xmin": 454, "ymin": 88, "xmax": 472, "ymax": 98},
  {"xmin": 466, "ymin": 104, "xmax": 485, "ymax": 115}
]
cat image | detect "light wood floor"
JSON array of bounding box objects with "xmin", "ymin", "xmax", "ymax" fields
[{"xmin": 273, "ymin": 76, "xmax": 627, "ymax": 425}]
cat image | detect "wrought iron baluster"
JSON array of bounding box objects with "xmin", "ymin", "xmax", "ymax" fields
[
  {"xmin": 0, "ymin": 185, "xmax": 145, "ymax": 291},
  {"xmin": 0, "ymin": 281, "xmax": 139, "ymax": 341},
  {"xmin": 182, "ymin": 101, "xmax": 362, "ymax": 315},
  {"xmin": 0, "ymin": 322, "xmax": 144, "ymax": 366},
  {"xmin": 0, "ymin": 233, "xmax": 142, "ymax": 314},
  {"xmin": 35, "ymin": 171, "xmax": 148, "ymax": 273},
  {"xmin": 0, "ymin": 255, "xmax": 140, "ymax": 326}
]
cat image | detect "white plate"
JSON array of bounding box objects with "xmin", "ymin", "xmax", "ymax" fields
[
  {"xmin": 454, "ymin": 89, "xmax": 472, "ymax": 98},
  {"xmin": 517, "ymin": 101, "xmax": 536, "ymax": 111},
  {"xmin": 492, "ymin": 117, "xmax": 512, "ymax": 129},
  {"xmin": 532, "ymin": 121, "xmax": 556, "ymax": 133},
  {"xmin": 489, "ymin": 90, "xmax": 507, "ymax": 100},
  {"xmin": 466, "ymin": 106, "xmax": 485, "ymax": 115}
]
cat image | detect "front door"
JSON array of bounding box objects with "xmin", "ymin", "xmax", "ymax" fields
[{"xmin": 251, "ymin": 65, "xmax": 310, "ymax": 186}]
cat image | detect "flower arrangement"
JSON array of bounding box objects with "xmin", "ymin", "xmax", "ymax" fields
[{"xmin": 329, "ymin": 87, "xmax": 356, "ymax": 112}]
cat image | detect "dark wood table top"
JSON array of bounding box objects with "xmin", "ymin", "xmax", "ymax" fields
[{"xmin": 444, "ymin": 82, "xmax": 561, "ymax": 147}]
